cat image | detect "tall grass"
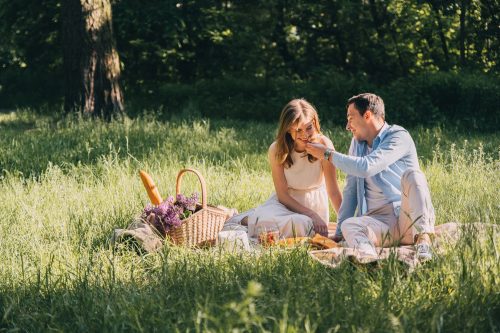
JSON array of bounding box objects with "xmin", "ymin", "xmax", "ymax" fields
[{"xmin": 0, "ymin": 110, "xmax": 499, "ymax": 332}]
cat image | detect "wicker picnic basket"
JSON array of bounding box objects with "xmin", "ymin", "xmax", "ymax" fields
[{"xmin": 168, "ymin": 168, "xmax": 227, "ymax": 247}]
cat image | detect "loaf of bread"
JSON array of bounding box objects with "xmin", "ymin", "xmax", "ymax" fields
[{"xmin": 310, "ymin": 234, "xmax": 340, "ymax": 249}]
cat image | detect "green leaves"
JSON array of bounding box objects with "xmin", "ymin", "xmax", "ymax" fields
[{"xmin": 2, "ymin": 0, "xmax": 498, "ymax": 110}]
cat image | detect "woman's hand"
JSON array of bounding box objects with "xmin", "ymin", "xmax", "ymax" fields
[
  {"xmin": 305, "ymin": 142, "xmax": 328, "ymax": 160},
  {"xmin": 311, "ymin": 213, "xmax": 328, "ymax": 237}
]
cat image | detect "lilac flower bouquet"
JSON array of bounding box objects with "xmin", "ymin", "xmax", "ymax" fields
[{"xmin": 142, "ymin": 193, "xmax": 199, "ymax": 236}]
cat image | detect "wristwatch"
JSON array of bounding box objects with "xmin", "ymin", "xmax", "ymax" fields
[{"xmin": 323, "ymin": 148, "xmax": 334, "ymax": 161}]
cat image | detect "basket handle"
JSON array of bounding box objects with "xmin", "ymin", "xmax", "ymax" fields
[{"xmin": 175, "ymin": 168, "xmax": 207, "ymax": 209}]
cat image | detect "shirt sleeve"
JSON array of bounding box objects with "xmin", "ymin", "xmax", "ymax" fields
[{"xmin": 332, "ymin": 130, "xmax": 410, "ymax": 178}]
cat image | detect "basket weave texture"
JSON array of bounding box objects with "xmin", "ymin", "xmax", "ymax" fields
[{"xmin": 169, "ymin": 168, "xmax": 226, "ymax": 247}]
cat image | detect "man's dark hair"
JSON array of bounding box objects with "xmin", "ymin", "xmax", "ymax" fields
[{"xmin": 347, "ymin": 93, "xmax": 385, "ymax": 120}]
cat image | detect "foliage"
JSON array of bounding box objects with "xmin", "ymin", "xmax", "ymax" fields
[
  {"xmin": 129, "ymin": 71, "xmax": 499, "ymax": 130},
  {"xmin": 0, "ymin": 0, "xmax": 62, "ymax": 107},
  {"xmin": 0, "ymin": 0, "xmax": 498, "ymax": 118},
  {"xmin": 112, "ymin": 0, "xmax": 499, "ymax": 81}
]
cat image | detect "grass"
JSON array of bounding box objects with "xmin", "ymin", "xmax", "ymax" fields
[{"xmin": 0, "ymin": 110, "xmax": 499, "ymax": 332}]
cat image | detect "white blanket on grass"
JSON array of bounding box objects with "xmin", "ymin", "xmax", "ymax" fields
[{"xmin": 309, "ymin": 223, "xmax": 498, "ymax": 270}]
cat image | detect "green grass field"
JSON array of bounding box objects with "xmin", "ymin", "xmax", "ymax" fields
[{"xmin": 0, "ymin": 110, "xmax": 499, "ymax": 332}]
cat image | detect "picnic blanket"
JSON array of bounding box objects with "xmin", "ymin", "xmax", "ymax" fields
[
  {"xmin": 111, "ymin": 220, "xmax": 163, "ymax": 253},
  {"xmin": 112, "ymin": 211, "xmax": 497, "ymax": 272},
  {"xmin": 309, "ymin": 222, "xmax": 498, "ymax": 270}
]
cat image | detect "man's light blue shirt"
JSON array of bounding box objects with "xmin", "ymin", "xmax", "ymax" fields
[{"xmin": 332, "ymin": 123, "xmax": 420, "ymax": 237}]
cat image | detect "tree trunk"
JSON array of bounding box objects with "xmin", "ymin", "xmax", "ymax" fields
[{"xmin": 62, "ymin": 0, "xmax": 124, "ymax": 120}]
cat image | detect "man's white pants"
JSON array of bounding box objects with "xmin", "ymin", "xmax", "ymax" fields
[{"xmin": 341, "ymin": 169, "xmax": 435, "ymax": 252}]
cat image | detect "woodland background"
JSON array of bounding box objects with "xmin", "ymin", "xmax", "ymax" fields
[{"xmin": 0, "ymin": 0, "xmax": 498, "ymax": 127}]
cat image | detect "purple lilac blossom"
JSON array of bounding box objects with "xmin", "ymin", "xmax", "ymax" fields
[
  {"xmin": 142, "ymin": 192, "xmax": 199, "ymax": 236},
  {"xmin": 175, "ymin": 193, "xmax": 199, "ymax": 211}
]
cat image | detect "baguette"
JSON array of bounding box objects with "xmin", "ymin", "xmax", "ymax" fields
[{"xmin": 139, "ymin": 170, "xmax": 163, "ymax": 205}]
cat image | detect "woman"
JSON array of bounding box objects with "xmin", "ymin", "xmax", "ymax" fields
[{"xmin": 224, "ymin": 99, "xmax": 342, "ymax": 239}]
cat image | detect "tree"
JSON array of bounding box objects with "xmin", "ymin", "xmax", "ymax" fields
[{"xmin": 62, "ymin": 0, "xmax": 124, "ymax": 119}]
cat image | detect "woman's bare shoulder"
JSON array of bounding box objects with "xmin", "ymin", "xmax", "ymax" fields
[
  {"xmin": 267, "ymin": 141, "xmax": 280, "ymax": 165},
  {"xmin": 268, "ymin": 141, "xmax": 278, "ymax": 152}
]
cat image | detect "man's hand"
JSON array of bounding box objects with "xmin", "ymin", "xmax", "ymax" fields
[{"xmin": 305, "ymin": 142, "xmax": 328, "ymax": 160}]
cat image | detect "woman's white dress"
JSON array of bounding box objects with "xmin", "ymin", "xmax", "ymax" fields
[{"xmin": 246, "ymin": 149, "xmax": 329, "ymax": 238}]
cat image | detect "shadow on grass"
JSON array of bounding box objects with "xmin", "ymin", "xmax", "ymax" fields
[
  {"xmin": 2, "ymin": 110, "xmax": 499, "ymax": 178},
  {"xmin": 0, "ymin": 110, "xmax": 38, "ymax": 131},
  {"xmin": 0, "ymin": 111, "xmax": 276, "ymax": 177},
  {"xmin": 1, "ymin": 232, "xmax": 500, "ymax": 332}
]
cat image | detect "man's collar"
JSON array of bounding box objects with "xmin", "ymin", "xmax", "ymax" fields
[
  {"xmin": 355, "ymin": 122, "xmax": 389, "ymax": 147},
  {"xmin": 373, "ymin": 122, "xmax": 389, "ymax": 145}
]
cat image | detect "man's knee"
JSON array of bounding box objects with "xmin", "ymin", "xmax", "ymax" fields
[
  {"xmin": 341, "ymin": 217, "xmax": 363, "ymax": 235},
  {"xmin": 402, "ymin": 168, "xmax": 426, "ymax": 186}
]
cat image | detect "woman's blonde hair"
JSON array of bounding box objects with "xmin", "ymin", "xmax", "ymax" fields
[{"xmin": 275, "ymin": 99, "xmax": 321, "ymax": 168}]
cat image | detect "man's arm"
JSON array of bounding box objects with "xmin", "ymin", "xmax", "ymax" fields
[{"xmin": 332, "ymin": 130, "xmax": 411, "ymax": 178}]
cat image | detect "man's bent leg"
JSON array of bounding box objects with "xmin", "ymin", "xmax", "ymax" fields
[
  {"xmin": 397, "ymin": 168, "xmax": 435, "ymax": 245},
  {"xmin": 341, "ymin": 216, "xmax": 391, "ymax": 257}
]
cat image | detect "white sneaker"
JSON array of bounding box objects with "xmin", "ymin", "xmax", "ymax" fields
[
  {"xmin": 356, "ymin": 242, "xmax": 378, "ymax": 258},
  {"xmin": 416, "ymin": 243, "xmax": 433, "ymax": 262}
]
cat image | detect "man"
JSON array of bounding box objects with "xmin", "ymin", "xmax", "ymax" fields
[{"xmin": 305, "ymin": 93, "xmax": 434, "ymax": 260}]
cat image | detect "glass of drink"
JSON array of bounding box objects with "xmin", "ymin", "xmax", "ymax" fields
[{"xmin": 258, "ymin": 227, "xmax": 280, "ymax": 246}]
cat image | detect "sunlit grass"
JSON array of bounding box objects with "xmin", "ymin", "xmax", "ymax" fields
[{"xmin": 0, "ymin": 110, "xmax": 499, "ymax": 332}]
